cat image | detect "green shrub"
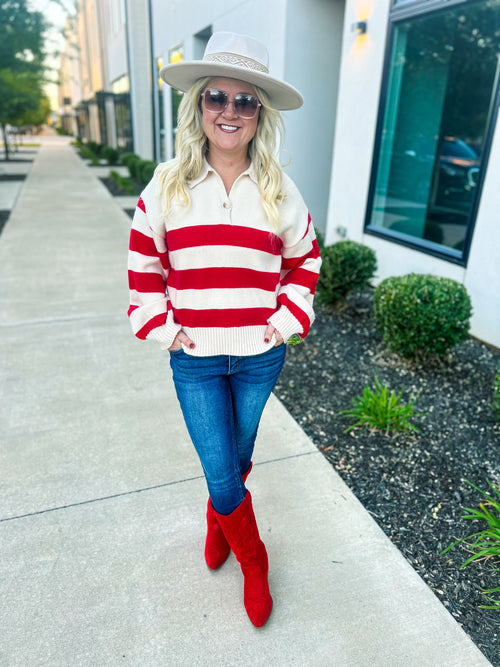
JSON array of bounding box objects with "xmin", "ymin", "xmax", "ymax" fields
[
  {"xmin": 102, "ymin": 145, "xmax": 119, "ymax": 165},
  {"xmin": 120, "ymin": 151, "xmax": 139, "ymax": 167},
  {"xmin": 314, "ymin": 227, "xmax": 326, "ymax": 253},
  {"xmin": 79, "ymin": 145, "xmax": 99, "ymax": 165},
  {"xmin": 139, "ymin": 160, "xmax": 157, "ymax": 184},
  {"xmin": 316, "ymin": 240, "xmax": 377, "ymax": 305},
  {"xmin": 119, "ymin": 152, "xmax": 139, "ymax": 178},
  {"xmin": 86, "ymin": 141, "xmax": 103, "ymax": 157},
  {"xmin": 340, "ymin": 375, "xmax": 421, "ymax": 435},
  {"xmin": 493, "ymin": 363, "xmax": 500, "ymax": 421},
  {"xmin": 374, "ymin": 273, "xmax": 472, "ymax": 359}
]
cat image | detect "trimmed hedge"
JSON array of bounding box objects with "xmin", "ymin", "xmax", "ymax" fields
[
  {"xmin": 102, "ymin": 145, "xmax": 119, "ymax": 165},
  {"xmin": 374, "ymin": 273, "xmax": 472, "ymax": 359},
  {"xmin": 139, "ymin": 160, "xmax": 157, "ymax": 184},
  {"xmin": 316, "ymin": 240, "xmax": 377, "ymax": 305}
]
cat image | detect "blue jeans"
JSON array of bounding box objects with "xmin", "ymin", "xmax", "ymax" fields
[{"xmin": 169, "ymin": 345, "xmax": 286, "ymax": 515}]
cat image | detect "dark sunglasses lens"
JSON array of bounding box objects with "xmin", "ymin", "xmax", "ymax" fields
[
  {"xmin": 234, "ymin": 94, "xmax": 259, "ymax": 118},
  {"xmin": 205, "ymin": 89, "xmax": 227, "ymax": 112}
]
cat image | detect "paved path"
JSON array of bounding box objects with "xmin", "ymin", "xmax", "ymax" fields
[{"xmin": 0, "ymin": 137, "xmax": 492, "ymax": 666}]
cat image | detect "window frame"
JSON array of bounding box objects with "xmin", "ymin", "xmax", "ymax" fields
[{"xmin": 364, "ymin": 0, "xmax": 500, "ymax": 266}]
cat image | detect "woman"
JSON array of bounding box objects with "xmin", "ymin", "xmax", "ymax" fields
[{"xmin": 127, "ymin": 32, "xmax": 321, "ymax": 627}]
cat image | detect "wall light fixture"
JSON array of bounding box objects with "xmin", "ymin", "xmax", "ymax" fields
[{"xmin": 351, "ymin": 21, "xmax": 367, "ymax": 35}]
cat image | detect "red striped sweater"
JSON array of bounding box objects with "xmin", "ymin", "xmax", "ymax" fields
[{"xmin": 128, "ymin": 159, "xmax": 321, "ymax": 356}]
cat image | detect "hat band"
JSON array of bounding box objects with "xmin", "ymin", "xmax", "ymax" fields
[{"xmin": 203, "ymin": 52, "xmax": 269, "ymax": 74}]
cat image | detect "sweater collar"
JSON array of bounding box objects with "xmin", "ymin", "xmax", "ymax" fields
[{"xmin": 188, "ymin": 157, "xmax": 258, "ymax": 188}]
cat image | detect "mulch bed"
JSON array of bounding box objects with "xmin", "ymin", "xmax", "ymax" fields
[
  {"xmin": 99, "ymin": 176, "xmax": 141, "ymax": 198},
  {"xmin": 275, "ymin": 289, "xmax": 500, "ymax": 665}
]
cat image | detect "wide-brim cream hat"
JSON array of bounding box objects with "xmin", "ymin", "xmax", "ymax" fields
[{"xmin": 160, "ymin": 31, "xmax": 303, "ymax": 110}]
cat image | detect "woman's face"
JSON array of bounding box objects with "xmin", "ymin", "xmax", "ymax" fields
[{"xmin": 201, "ymin": 77, "xmax": 260, "ymax": 161}]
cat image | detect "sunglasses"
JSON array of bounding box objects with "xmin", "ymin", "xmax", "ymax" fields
[{"xmin": 201, "ymin": 88, "xmax": 261, "ymax": 119}]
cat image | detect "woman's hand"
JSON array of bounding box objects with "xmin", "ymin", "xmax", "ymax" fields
[
  {"xmin": 264, "ymin": 324, "xmax": 284, "ymax": 347},
  {"xmin": 169, "ymin": 330, "xmax": 196, "ymax": 351}
]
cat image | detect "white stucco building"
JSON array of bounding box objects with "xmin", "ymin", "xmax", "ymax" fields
[{"xmin": 64, "ymin": 0, "xmax": 500, "ymax": 348}]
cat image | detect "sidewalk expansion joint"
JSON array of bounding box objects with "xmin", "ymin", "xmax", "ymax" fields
[
  {"xmin": 0, "ymin": 312, "xmax": 125, "ymax": 330},
  {"xmin": 0, "ymin": 451, "xmax": 320, "ymax": 524}
]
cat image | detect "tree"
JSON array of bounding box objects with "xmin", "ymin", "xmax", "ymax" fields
[{"xmin": 0, "ymin": 0, "xmax": 48, "ymax": 159}]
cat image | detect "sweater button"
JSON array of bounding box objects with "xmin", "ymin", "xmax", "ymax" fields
[{"xmin": 223, "ymin": 200, "xmax": 232, "ymax": 209}]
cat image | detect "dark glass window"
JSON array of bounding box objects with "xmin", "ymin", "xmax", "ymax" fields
[{"xmin": 366, "ymin": 0, "xmax": 500, "ymax": 263}]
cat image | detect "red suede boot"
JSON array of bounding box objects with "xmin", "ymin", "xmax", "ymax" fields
[
  {"xmin": 214, "ymin": 491, "xmax": 272, "ymax": 627},
  {"xmin": 205, "ymin": 462, "xmax": 252, "ymax": 570}
]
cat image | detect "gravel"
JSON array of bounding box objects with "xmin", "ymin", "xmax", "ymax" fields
[{"xmin": 275, "ymin": 289, "xmax": 500, "ymax": 665}]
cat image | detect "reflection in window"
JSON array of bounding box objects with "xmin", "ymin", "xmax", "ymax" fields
[{"xmin": 366, "ymin": 0, "xmax": 500, "ymax": 261}]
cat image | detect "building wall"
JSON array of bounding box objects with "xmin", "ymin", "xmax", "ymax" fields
[
  {"xmin": 104, "ymin": 0, "xmax": 127, "ymax": 85},
  {"xmin": 58, "ymin": 17, "xmax": 82, "ymax": 134},
  {"xmin": 150, "ymin": 0, "xmax": 345, "ymax": 229},
  {"xmin": 283, "ymin": 0, "xmax": 344, "ymax": 231},
  {"xmin": 325, "ymin": 0, "xmax": 390, "ymax": 246},
  {"xmin": 124, "ymin": 0, "xmax": 155, "ymax": 159},
  {"xmin": 325, "ymin": 0, "xmax": 500, "ymax": 348}
]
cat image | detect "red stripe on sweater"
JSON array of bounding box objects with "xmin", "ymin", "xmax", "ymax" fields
[
  {"xmin": 128, "ymin": 304, "xmax": 139, "ymax": 317},
  {"xmin": 129, "ymin": 229, "xmax": 170, "ymax": 271},
  {"xmin": 277, "ymin": 294, "xmax": 310, "ymax": 338},
  {"xmin": 167, "ymin": 225, "xmax": 282, "ymax": 255},
  {"xmin": 129, "ymin": 270, "xmax": 166, "ymax": 293},
  {"xmin": 129, "ymin": 229, "xmax": 155, "ymax": 255},
  {"xmin": 281, "ymin": 239, "xmax": 320, "ymax": 271},
  {"xmin": 168, "ymin": 267, "xmax": 279, "ymax": 291},
  {"xmin": 280, "ymin": 268, "xmax": 318, "ymax": 294},
  {"xmin": 173, "ymin": 307, "xmax": 275, "ymax": 328},
  {"xmin": 135, "ymin": 311, "xmax": 168, "ymax": 340},
  {"xmin": 300, "ymin": 213, "xmax": 312, "ymax": 240},
  {"xmin": 137, "ymin": 197, "xmax": 146, "ymax": 213}
]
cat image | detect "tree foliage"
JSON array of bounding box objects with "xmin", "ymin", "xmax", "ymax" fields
[{"xmin": 0, "ymin": 0, "xmax": 48, "ymax": 157}]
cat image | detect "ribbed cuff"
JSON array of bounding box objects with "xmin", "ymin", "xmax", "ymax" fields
[
  {"xmin": 268, "ymin": 307, "xmax": 302, "ymax": 342},
  {"xmin": 146, "ymin": 322, "xmax": 182, "ymax": 350}
]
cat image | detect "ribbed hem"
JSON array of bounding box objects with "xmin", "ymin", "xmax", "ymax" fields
[{"xmin": 169, "ymin": 326, "xmax": 278, "ymax": 357}]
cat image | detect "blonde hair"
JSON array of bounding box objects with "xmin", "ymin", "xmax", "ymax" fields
[{"xmin": 157, "ymin": 77, "xmax": 286, "ymax": 229}]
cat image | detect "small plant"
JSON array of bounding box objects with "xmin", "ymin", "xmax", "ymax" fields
[
  {"xmin": 374, "ymin": 273, "xmax": 472, "ymax": 360},
  {"xmin": 286, "ymin": 334, "xmax": 303, "ymax": 346},
  {"xmin": 316, "ymin": 240, "xmax": 377, "ymax": 306},
  {"xmin": 492, "ymin": 363, "xmax": 500, "ymax": 421},
  {"xmin": 79, "ymin": 145, "xmax": 100, "ymax": 165},
  {"xmin": 340, "ymin": 376, "xmax": 421, "ymax": 434},
  {"xmin": 441, "ymin": 479, "xmax": 500, "ymax": 610},
  {"xmin": 108, "ymin": 170, "xmax": 137, "ymax": 195}
]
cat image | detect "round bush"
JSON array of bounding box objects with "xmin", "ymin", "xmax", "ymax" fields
[
  {"xmin": 316, "ymin": 240, "xmax": 377, "ymax": 305},
  {"xmin": 374, "ymin": 273, "xmax": 472, "ymax": 359},
  {"xmin": 102, "ymin": 145, "xmax": 119, "ymax": 165},
  {"xmin": 139, "ymin": 160, "xmax": 157, "ymax": 184},
  {"xmin": 86, "ymin": 141, "xmax": 103, "ymax": 157},
  {"xmin": 120, "ymin": 152, "xmax": 141, "ymax": 179}
]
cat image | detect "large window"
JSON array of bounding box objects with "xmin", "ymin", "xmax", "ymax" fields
[{"xmin": 366, "ymin": 0, "xmax": 500, "ymax": 264}]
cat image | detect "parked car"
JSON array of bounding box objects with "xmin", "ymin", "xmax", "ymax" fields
[{"xmin": 387, "ymin": 135, "xmax": 480, "ymax": 215}]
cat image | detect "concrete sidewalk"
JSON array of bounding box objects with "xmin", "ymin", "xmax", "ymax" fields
[{"xmin": 0, "ymin": 137, "xmax": 492, "ymax": 666}]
